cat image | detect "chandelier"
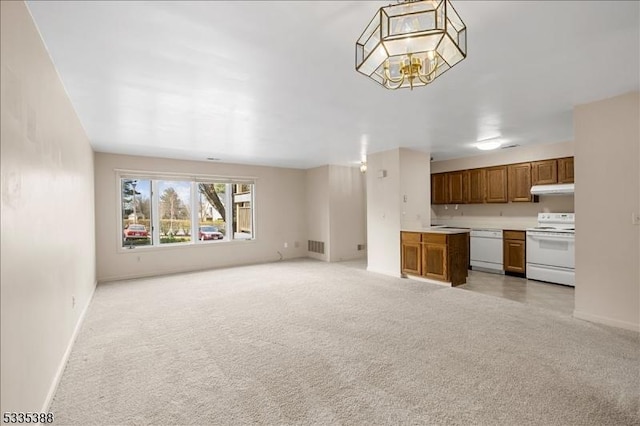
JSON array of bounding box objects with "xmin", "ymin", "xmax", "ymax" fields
[{"xmin": 355, "ymin": 0, "xmax": 467, "ymax": 90}]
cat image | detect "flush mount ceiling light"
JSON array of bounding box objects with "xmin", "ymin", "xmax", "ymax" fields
[
  {"xmin": 476, "ymin": 139, "xmax": 503, "ymax": 151},
  {"xmin": 355, "ymin": 0, "xmax": 467, "ymax": 90}
]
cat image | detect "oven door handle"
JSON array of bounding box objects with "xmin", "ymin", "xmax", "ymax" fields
[{"xmin": 527, "ymin": 234, "xmax": 575, "ymax": 241}]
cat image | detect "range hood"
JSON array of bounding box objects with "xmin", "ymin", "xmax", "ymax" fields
[{"xmin": 530, "ymin": 183, "xmax": 575, "ymax": 196}]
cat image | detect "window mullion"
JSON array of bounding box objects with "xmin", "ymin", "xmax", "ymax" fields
[
  {"xmin": 191, "ymin": 182, "xmax": 198, "ymax": 243},
  {"xmin": 226, "ymin": 183, "xmax": 233, "ymax": 241},
  {"xmin": 151, "ymin": 180, "xmax": 160, "ymax": 245}
]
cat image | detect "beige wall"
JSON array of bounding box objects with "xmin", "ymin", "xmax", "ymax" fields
[
  {"xmin": 328, "ymin": 165, "xmax": 367, "ymax": 262},
  {"xmin": 431, "ymin": 140, "xmax": 575, "ymax": 229},
  {"xmin": 367, "ymin": 149, "xmax": 402, "ymax": 276},
  {"xmin": 399, "ymin": 148, "xmax": 431, "ymax": 230},
  {"xmin": 574, "ymin": 91, "xmax": 640, "ymax": 331},
  {"xmin": 305, "ymin": 165, "xmax": 367, "ymax": 262},
  {"xmin": 432, "ymin": 197, "xmax": 575, "ymax": 229},
  {"xmin": 306, "ymin": 166, "xmax": 330, "ymax": 261},
  {"xmin": 95, "ymin": 153, "xmax": 307, "ymax": 281},
  {"xmin": 1, "ymin": 1, "xmax": 96, "ymax": 412},
  {"xmin": 366, "ymin": 148, "xmax": 430, "ymax": 276}
]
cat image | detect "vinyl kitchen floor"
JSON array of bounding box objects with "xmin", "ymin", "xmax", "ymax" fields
[
  {"xmin": 338, "ymin": 259, "xmax": 575, "ymax": 316},
  {"xmin": 458, "ymin": 270, "xmax": 575, "ymax": 316}
]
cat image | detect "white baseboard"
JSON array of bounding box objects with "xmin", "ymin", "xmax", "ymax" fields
[
  {"xmin": 573, "ymin": 310, "xmax": 640, "ymax": 332},
  {"xmin": 366, "ymin": 266, "xmax": 402, "ymax": 278},
  {"xmin": 403, "ymin": 274, "xmax": 453, "ymax": 287},
  {"xmin": 41, "ymin": 280, "xmax": 97, "ymax": 412},
  {"xmin": 98, "ymin": 255, "xmax": 308, "ymax": 283}
]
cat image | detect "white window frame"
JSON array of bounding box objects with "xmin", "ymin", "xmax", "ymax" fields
[{"xmin": 116, "ymin": 170, "xmax": 256, "ymax": 253}]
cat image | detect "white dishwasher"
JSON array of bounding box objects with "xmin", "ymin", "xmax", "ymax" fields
[{"xmin": 470, "ymin": 229, "xmax": 504, "ymax": 274}]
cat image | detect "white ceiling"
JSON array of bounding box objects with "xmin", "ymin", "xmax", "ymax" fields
[{"xmin": 27, "ymin": 1, "xmax": 640, "ymax": 169}]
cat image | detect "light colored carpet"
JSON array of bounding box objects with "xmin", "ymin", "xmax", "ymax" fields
[{"xmin": 51, "ymin": 259, "xmax": 639, "ymax": 425}]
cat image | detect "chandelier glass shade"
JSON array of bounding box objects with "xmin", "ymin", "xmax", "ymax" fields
[{"xmin": 356, "ymin": 0, "xmax": 467, "ymax": 90}]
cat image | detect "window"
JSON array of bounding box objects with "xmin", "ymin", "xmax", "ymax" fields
[
  {"xmin": 121, "ymin": 179, "xmax": 152, "ymax": 247},
  {"xmin": 198, "ymin": 183, "xmax": 227, "ymax": 241},
  {"xmin": 158, "ymin": 180, "xmax": 191, "ymax": 245},
  {"xmin": 119, "ymin": 174, "xmax": 254, "ymax": 249}
]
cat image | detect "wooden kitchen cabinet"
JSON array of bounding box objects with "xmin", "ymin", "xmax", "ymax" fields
[
  {"xmin": 430, "ymin": 156, "xmax": 574, "ymax": 206},
  {"xmin": 401, "ymin": 232, "xmax": 422, "ymax": 276},
  {"xmin": 447, "ymin": 171, "xmax": 466, "ymax": 204},
  {"xmin": 531, "ymin": 160, "xmax": 558, "ymax": 185},
  {"xmin": 485, "ymin": 166, "xmax": 508, "ymax": 203},
  {"xmin": 401, "ymin": 231, "xmax": 469, "ymax": 286},
  {"xmin": 431, "ymin": 173, "xmax": 449, "ymax": 205},
  {"xmin": 465, "ymin": 168, "xmax": 486, "ymax": 203},
  {"xmin": 508, "ymin": 162, "xmax": 533, "ymax": 202},
  {"xmin": 503, "ymin": 230, "xmax": 526, "ymax": 274},
  {"xmin": 557, "ymin": 157, "xmax": 574, "ymax": 183},
  {"xmin": 423, "ymin": 235, "xmax": 448, "ymax": 282},
  {"xmin": 423, "ymin": 232, "xmax": 468, "ymax": 285}
]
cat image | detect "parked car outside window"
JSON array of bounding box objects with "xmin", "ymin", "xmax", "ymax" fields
[
  {"xmin": 199, "ymin": 226, "xmax": 223, "ymax": 241},
  {"xmin": 124, "ymin": 224, "xmax": 149, "ymax": 240}
]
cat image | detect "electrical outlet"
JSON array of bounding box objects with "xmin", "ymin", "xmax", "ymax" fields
[
  {"xmin": 633, "ymin": 212, "xmax": 640, "ymax": 225},
  {"xmin": 72, "ymin": 296, "xmax": 75, "ymax": 308}
]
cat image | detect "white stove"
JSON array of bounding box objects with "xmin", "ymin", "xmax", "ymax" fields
[{"xmin": 526, "ymin": 213, "xmax": 575, "ymax": 286}]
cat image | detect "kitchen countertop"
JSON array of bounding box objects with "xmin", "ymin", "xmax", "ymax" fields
[
  {"xmin": 431, "ymin": 223, "xmax": 532, "ymax": 232},
  {"xmin": 402, "ymin": 227, "xmax": 471, "ymax": 234}
]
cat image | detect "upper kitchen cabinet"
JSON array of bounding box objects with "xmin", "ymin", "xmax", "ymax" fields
[
  {"xmin": 447, "ymin": 171, "xmax": 466, "ymax": 204},
  {"xmin": 430, "ymin": 156, "xmax": 573, "ymax": 205},
  {"xmin": 485, "ymin": 166, "xmax": 508, "ymax": 203},
  {"xmin": 557, "ymin": 157, "xmax": 575, "ymax": 183},
  {"xmin": 465, "ymin": 168, "xmax": 486, "ymax": 204},
  {"xmin": 508, "ymin": 162, "xmax": 533, "ymax": 202},
  {"xmin": 531, "ymin": 159, "xmax": 558, "ymax": 185},
  {"xmin": 431, "ymin": 173, "xmax": 449, "ymax": 205}
]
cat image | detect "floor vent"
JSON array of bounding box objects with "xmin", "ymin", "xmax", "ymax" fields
[
  {"xmin": 357, "ymin": 244, "xmax": 366, "ymax": 251},
  {"xmin": 308, "ymin": 240, "xmax": 325, "ymax": 254}
]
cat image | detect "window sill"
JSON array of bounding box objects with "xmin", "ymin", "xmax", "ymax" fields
[{"xmin": 117, "ymin": 238, "xmax": 256, "ymax": 254}]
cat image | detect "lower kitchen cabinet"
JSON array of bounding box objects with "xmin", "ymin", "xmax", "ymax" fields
[
  {"xmin": 503, "ymin": 230, "xmax": 526, "ymax": 274},
  {"xmin": 401, "ymin": 231, "xmax": 469, "ymax": 286},
  {"xmin": 423, "ymin": 234, "xmax": 448, "ymax": 281},
  {"xmin": 401, "ymin": 232, "xmax": 422, "ymax": 275}
]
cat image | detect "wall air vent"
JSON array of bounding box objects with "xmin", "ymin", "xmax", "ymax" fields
[
  {"xmin": 308, "ymin": 240, "xmax": 325, "ymax": 254},
  {"xmin": 500, "ymin": 144, "xmax": 520, "ymax": 149}
]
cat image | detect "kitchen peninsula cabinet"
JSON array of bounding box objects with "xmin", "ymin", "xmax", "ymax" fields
[
  {"xmin": 401, "ymin": 229, "xmax": 470, "ymax": 286},
  {"xmin": 401, "ymin": 232, "xmax": 422, "ymax": 275},
  {"xmin": 503, "ymin": 230, "xmax": 526, "ymax": 274},
  {"xmin": 557, "ymin": 157, "xmax": 574, "ymax": 183},
  {"xmin": 485, "ymin": 166, "xmax": 508, "ymax": 203},
  {"xmin": 508, "ymin": 162, "xmax": 533, "ymax": 202}
]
